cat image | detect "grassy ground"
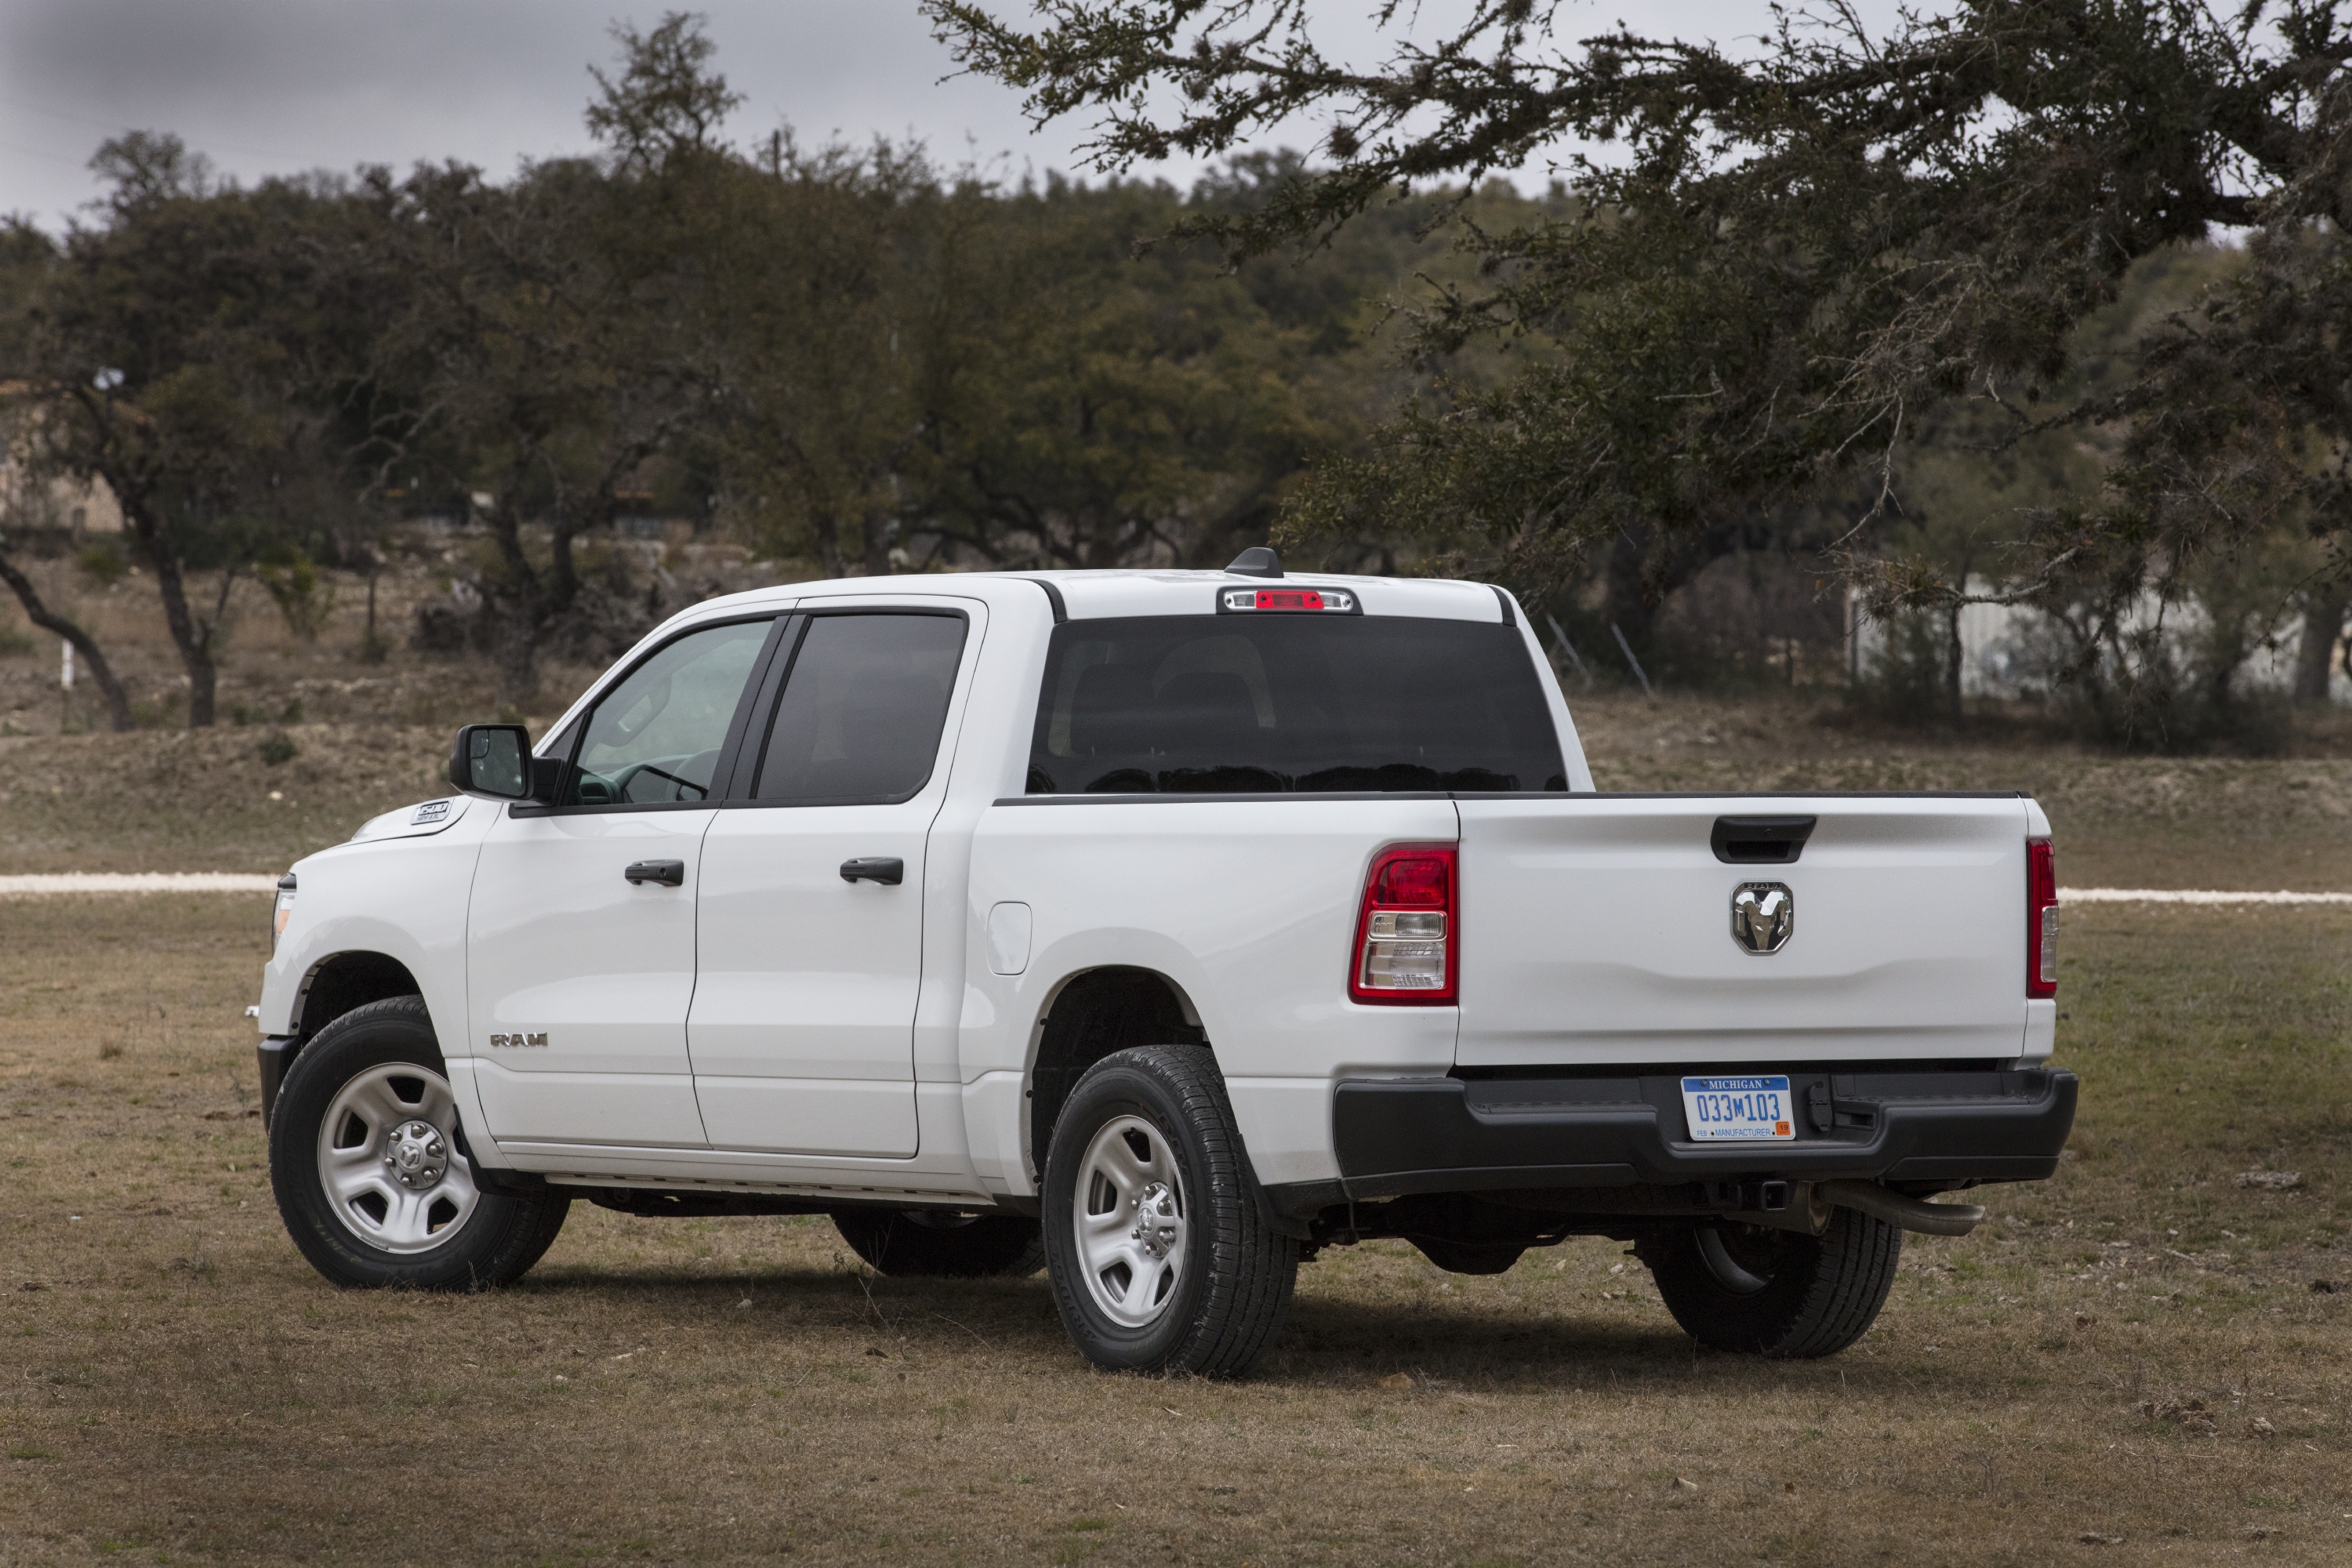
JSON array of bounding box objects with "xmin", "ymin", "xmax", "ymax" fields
[
  {"xmin": 6, "ymin": 687, "xmax": 2352, "ymax": 889},
  {"xmin": 1572, "ymin": 692, "xmax": 2352, "ymax": 892},
  {"xmin": 1, "ymin": 895, "xmax": 2346, "ymax": 1565},
  {"xmin": 9, "ymin": 543, "xmax": 2352, "ymax": 887}
]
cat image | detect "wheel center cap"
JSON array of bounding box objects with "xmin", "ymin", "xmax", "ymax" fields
[
  {"xmin": 1130, "ymin": 1181, "xmax": 1180, "ymax": 1258},
  {"xmin": 383, "ymin": 1120, "xmax": 448, "ymax": 1190}
]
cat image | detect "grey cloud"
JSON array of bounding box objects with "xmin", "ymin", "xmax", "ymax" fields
[
  {"xmin": 0, "ymin": 0, "xmax": 1079, "ymax": 223},
  {"xmin": 0, "ymin": 1, "xmax": 1911, "ymax": 227}
]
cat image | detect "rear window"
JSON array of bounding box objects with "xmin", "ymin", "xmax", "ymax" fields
[{"xmin": 1026, "ymin": 615, "xmax": 1567, "ymax": 795}]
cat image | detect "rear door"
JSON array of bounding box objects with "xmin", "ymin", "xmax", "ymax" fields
[
  {"xmin": 466, "ymin": 616, "xmax": 782, "ymax": 1148},
  {"xmin": 1454, "ymin": 794, "xmax": 2033, "ymax": 1067},
  {"xmin": 687, "ymin": 604, "xmax": 977, "ymax": 1157}
]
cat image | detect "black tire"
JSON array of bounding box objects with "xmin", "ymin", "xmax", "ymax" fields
[
  {"xmin": 1040, "ymin": 1045, "xmax": 1297, "ymax": 1377},
  {"xmin": 1639, "ymin": 1207, "xmax": 1902, "ymax": 1358},
  {"xmin": 268, "ymin": 995, "xmax": 572, "ymax": 1291},
  {"xmin": 832, "ymin": 1208, "xmax": 1044, "ymax": 1278}
]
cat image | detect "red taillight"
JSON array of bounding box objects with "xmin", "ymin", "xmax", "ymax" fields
[
  {"xmin": 1350, "ymin": 843, "xmax": 1457, "ymax": 1005},
  {"xmin": 2027, "ymin": 837, "xmax": 2057, "ymax": 998},
  {"xmin": 1216, "ymin": 585, "xmax": 1358, "ymax": 613}
]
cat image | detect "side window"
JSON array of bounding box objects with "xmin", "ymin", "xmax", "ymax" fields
[
  {"xmin": 754, "ymin": 613, "xmax": 967, "ymax": 805},
  {"xmin": 564, "ymin": 619, "xmax": 773, "ymax": 806}
]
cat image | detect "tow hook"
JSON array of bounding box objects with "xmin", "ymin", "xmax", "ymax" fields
[{"xmin": 1710, "ymin": 1179, "xmax": 1828, "ymax": 1236}]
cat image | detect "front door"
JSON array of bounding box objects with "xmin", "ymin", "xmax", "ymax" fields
[
  {"xmin": 466, "ymin": 616, "xmax": 779, "ymax": 1149},
  {"xmin": 689, "ymin": 608, "xmax": 974, "ymax": 1157}
]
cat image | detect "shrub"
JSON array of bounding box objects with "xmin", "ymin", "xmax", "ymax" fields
[
  {"xmin": 75, "ymin": 541, "xmax": 129, "ymax": 588},
  {"xmin": 256, "ymin": 553, "xmax": 335, "ymax": 641}
]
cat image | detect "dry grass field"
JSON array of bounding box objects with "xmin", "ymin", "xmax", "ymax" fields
[
  {"xmin": 9, "ymin": 543, "xmax": 2352, "ymax": 888},
  {"xmin": 5, "ymin": 589, "xmax": 2352, "ymax": 1562},
  {"xmin": 1, "ymin": 887, "xmax": 2347, "ymax": 1566},
  {"xmin": 10, "ymin": 685, "xmax": 2352, "ymax": 891}
]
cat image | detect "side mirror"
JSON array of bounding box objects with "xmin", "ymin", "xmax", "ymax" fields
[{"xmin": 448, "ymin": 724, "xmax": 532, "ymax": 800}]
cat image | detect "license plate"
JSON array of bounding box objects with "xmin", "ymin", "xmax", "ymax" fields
[{"xmin": 1680, "ymin": 1076, "xmax": 1795, "ymax": 1142}]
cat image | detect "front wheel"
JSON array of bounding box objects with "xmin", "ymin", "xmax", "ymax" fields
[
  {"xmin": 268, "ymin": 995, "xmax": 572, "ymax": 1291},
  {"xmin": 1639, "ymin": 1207, "xmax": 1902, "ymax": 1358},
  {"xmin": 1040, "ymin": 1045, "xmax": 1297, "ymax": 1377}
]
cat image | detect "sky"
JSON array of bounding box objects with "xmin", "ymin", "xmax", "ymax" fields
[{"xmin": 0, "ymin": 1, "xmax": 1911, "ymax": 229}]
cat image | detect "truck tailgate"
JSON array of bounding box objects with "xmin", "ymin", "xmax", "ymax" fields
[{"xmin": 1455, "ymin": 794, "xmax": 2033, "ymax": 1067}]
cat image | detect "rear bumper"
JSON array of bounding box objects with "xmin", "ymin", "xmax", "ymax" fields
[{"xmin": 1296, "ymin": 1065, "xmax": 2075, "ymax": 1210}]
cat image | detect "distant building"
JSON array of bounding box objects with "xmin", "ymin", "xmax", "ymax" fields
[
  {"xmin": 0, "ymin": 388, "xmax": 125, "ymax": 536},
  {"xmin": 1849, "ymin": 578, "xmax": 2348, "ymax": 702}
]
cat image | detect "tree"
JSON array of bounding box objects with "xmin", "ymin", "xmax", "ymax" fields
[
  {"xmin": 711, "ymin": 133, "xmax": 971, "ymax": 579},
  {"xmin": 710, "ymin": 143, "xmax": 1421, "ymax": 579},
  {"xmin": 0, "ymin": 226, "xmax": 135, "ymax": 730},
  {"xmin": 0, "ymin": 134, "xmax": 375, "ymax": 725},
  {"xmin": 2082, "ymin": 100, "xmax": 2352, "ymax": 712},
  {"xmin": 0, "ymin": 504, "xmax": 136, "ymax": 729},
  {"xmin": 928, "ymin": 0, "xmax": 2351, "ymax": 659},
  {"xmin": 908, "ymin": 172, "xmax": 1352, "ymax": 572},
  {"xmin": 365, "ymin": 15, "xmax": 741, "ymax": 707}
]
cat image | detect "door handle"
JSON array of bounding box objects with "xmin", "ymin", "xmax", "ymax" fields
[
  {"xmin": 839, "ymin": 857, "xmax": 904, "ymax": 886},
  {"xmin": 624, "ymin": 859, "xmax": 686, "ymax": 887}
]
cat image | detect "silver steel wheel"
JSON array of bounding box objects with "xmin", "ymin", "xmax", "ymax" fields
[
  {"xmin": 1073, "ymin": 1114, "xmax": 1187, "ymax": 1329},
  {"xmin": 315, "ymin": 1062, "xmax": 480, "ymax": 1254}
]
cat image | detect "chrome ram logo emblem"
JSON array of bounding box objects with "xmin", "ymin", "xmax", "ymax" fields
[{"xmin": 1731, "ymin": 883, "xmax": 1795, "ymax": 955}]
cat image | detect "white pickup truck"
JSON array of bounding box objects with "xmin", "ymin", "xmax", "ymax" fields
[{"xmin": 257, "ymin": 551, "xmax": 2074, "ymax": 1375}]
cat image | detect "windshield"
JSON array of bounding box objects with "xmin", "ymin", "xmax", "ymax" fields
[{"xmin": 1026, "ymin": 614, "xmax": 1566, "ymax": 795}]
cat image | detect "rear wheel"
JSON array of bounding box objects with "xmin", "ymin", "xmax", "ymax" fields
[
  {"xmin": 1040, "ymin": 1045, "xmax": 1297, "ymax": 1377},
  {"xmin": 1639, "ymin": 1207, "xmax": 1901, "ymax": 1358},
  {"xmin": 831, "ymin": 1208, "xmax": 1044, "ymax": 1277},
  {"xmin": 268, "ymin": 996, "xmax": 571, "ymax": 1291}
]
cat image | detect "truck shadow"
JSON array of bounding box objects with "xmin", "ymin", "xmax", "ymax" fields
[{"xmin": 510, "ymin": 1261, "xmax": 1954, "ymax": 1396}]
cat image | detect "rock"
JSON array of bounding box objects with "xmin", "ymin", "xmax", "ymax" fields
[
  {"xmin": 2235, "ymin": 1170, "xmax": 2303, "ymax": 1191},
  {"xmin": 2077, "ymin": 1532, "xmax": 2124, "ymax": 1546}
]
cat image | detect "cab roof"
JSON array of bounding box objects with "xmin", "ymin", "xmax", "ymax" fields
[{"xmin": 726, "ymin": 568, "xmax": 1519, "ymax": 626}]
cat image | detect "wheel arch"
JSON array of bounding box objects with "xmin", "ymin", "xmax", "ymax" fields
[
  {"xmin": 1024, "ymin": 965, "xmax": 1207, "ymax": 1183},
  {"xmin": 292, "ymin": 950, "xmax": 426, "ymax": 1051}
]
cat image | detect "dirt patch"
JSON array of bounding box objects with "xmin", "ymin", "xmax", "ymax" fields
[{"xmin": 0, "ymin": 724, "xmax": 459, "ymax": 874}]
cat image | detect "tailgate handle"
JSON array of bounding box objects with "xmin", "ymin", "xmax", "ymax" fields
[{"xmin": 1711, "ymin": 815, "xmax": 1816, "ymax": 865}]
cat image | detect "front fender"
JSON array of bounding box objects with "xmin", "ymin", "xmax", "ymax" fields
[{"xmin": 258, "ymin": 808, "xmax": 495, "ymax": 1055}]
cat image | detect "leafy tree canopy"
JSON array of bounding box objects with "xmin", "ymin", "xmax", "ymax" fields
[{"xmin": 927, "ymin": 0, "xmax": 2351, "ymax": 630}]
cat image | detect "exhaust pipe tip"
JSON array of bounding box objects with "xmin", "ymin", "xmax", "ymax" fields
[{"xmin": 1817, "ymin": 1179, "xmax": 1986, "ymax": 1236}]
